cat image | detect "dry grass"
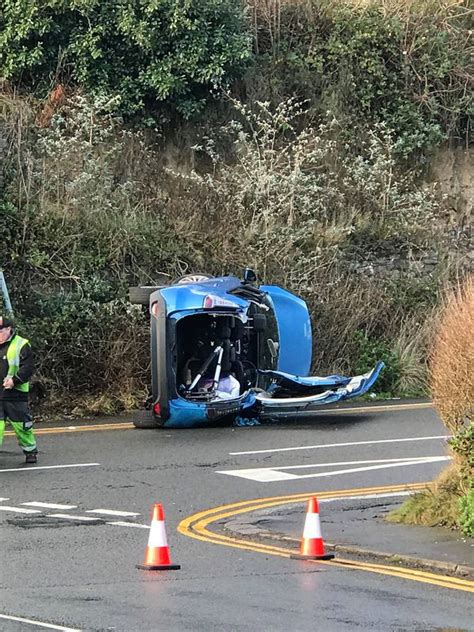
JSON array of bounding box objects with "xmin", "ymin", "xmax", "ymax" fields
[
  {"xmin": 429, "ymin": 275, "xmax": 474, "ymax": 434},
  {"xmin": 388, "ymin": 276, "xmax": 473, "ymax": 532},
  {"xmin": 386, "ymin": 464, "xmax": 463, "ymax": 528},
  {"xmin": 392, "ymin": 318, "xmax": 431, "ymax": 394},
  {"xmin": 248, "ymin": 0, "xmax": 469, "ymax": 13}
]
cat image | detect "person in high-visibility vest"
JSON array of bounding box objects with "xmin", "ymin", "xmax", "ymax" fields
[{"xmin": 0, "ymin": 316, "xmax": 37, "ymax": 464}]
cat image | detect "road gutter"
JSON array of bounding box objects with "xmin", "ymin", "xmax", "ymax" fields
[
  {"xmin": 3, "ymin": 400, "xmax": 433, "ymax": 437},
  {"xmin": 232, "ymin": 528, "xmax": 474, "ymax": 580},
  {"xmin": 179, "ymin": 483, "xmax": 474, "ymax": 591}
]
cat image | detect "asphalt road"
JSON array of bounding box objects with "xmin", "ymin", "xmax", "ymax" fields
[{"xmin": 0, "ymin": 403, "xmax": 472, "ymax": 632}]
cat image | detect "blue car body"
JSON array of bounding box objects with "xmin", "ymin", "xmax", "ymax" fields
[{"xmin": 135, "ymin": 273, "xmax": 383, "ymax": 428}]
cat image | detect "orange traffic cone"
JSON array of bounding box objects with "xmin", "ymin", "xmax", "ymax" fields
[
  {"xmin": 137, "ymin": 503, "xmax": 181, "ymax": 570},
  {"xmin": 290, "ymin": 497, "xmax": 334, "ymax": 560}
]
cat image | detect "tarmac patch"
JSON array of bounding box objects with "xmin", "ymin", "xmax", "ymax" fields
[{"xmin": 7, "ymin": 515, "xmax": 104, "ymax": 528}]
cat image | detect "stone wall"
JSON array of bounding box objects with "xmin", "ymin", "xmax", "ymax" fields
[
  {"xmin": 430, "ymin": 144, "xmax": 473, "ymax": 222},
  {"xmin": 350, "ymin": 144, "xmax": 473, "ymax": 280}
]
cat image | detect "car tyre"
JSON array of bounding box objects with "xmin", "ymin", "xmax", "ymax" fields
[
  {"xmin": 132, "ymin": 410, "xmax": 165, "ymax": 429},
  {"xmin": 129, "ymin": 286, "xmax": 164, "ymax": 306}
]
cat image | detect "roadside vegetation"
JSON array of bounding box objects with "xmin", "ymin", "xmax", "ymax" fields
[
  {"xmin": 388, "ymin": 277, "xmax": 473, "ymax": 536},
  {"xmin": 0, "ymin": 0, "xmax": 472, "ymax": 416}
]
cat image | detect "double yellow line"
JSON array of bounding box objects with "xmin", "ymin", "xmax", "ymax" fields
[
  {"xmin": 178, "ymin": 483, "xmax": 474, "ymax": 593},
  {"xmin": 3, "ymin": 401, "xmax": 433, "ymax": 437}
]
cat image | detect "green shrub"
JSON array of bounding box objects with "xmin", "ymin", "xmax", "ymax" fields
[
  {"xmin": 449, "ymin": 423, "xmax": 474, "ymax": 473},
  {"xmin": 352, "ymin": 330, "xmax": 400, "ymax": 394},
  {"xmin": 248, "ymin": 0, "xmax": 472, "ymax": 156},
  {"xmin": 0, "ymin": 0, "xmax": 251, "ymax": 117},
  {"xmin": 459, "ymin": 489, "xmax": 474, "ymax": 537}
]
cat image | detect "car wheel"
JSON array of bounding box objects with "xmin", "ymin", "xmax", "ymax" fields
[
  {"xmin": 173, "ymin": 273, "xmax": 214, "ymax": 285},
  {"xmin": 132, "ymin": 410, "xmax": 165, "ymax": 429}
]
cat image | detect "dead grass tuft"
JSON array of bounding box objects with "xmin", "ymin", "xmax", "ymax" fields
[
  {"xmin": 388, "ymin": 277, "xmax": 473, "ymax": 532},
  {"xmin": 429, "ymin": 275, "xmax": 474, "ymax": 434},
  {"xmin": 386, "ymin": 464, "xmax": 463, "ymax": 529}
]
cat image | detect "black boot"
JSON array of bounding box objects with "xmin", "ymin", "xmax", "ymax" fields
[{"xmin": 25, "ymin": 451, "xmax": 38, "ymax": 464}]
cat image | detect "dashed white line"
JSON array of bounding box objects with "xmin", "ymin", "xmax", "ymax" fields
[
  {"xmin": 0, "ymin": 506, "xmax": 42, "ymax": 514},
  {"xmin": 49, "ymin": 514, "xmax": 101, "ymax": 522},
  {"xmin": 22, "ymin": 502, "xmax": 77, "ymax": 510},
  {"xmin": 230, "ymin": 435, "xmax": 450, "ymax": 456},
  {"xmin": 0, "ymin": 497, "xmax": 10, "ymax": 502},
  {"xmin": 86, "ymin": 509, "xmax": 140, "ymax": 517},
  {"xmin": 0, "ymin": 463, "xmax": 100, "ymax": 474},
  {"xmin": 0, "ymin": 503, "xmax": 147, "ymax": 528},
  {"xmin": 107, "ymin": 521, "xmax": 148, "ymax": 529},
  {"xmin": 0, "ymin": 613, "xmax": 81, "ymax": 631}
]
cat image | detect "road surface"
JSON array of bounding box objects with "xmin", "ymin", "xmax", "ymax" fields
[{"xmin": 1, "ymin": 403, "xmax": 472, "ymax": 631}]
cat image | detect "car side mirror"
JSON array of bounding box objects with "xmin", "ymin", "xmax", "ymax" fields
[{"xmin": 243, "ymin": 268, "xmax": 257, "ymax": 284}]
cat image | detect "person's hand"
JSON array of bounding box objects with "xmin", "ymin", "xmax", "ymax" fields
[{"xmin": 3, "ymin": 377, "xmax": 14, "ymax": 389}]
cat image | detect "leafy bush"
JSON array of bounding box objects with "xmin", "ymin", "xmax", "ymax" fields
[
  {"xmin": 352, "ymin": 331, "xmax": 400, "ymax": 393},
  {"xmin": 1, "ymin": 0, "xmax": 471, "ymax": 153},
  {"xmin": 247, "ymin": 0, "xmax": 472, "ymax": 156},
  {"xmin": 0, "ymin": 0, "xmax": 251, "ymax": 117},
  {"xmin": 459, "ymin": 489, "xmax": 474, "ymax": 537}
]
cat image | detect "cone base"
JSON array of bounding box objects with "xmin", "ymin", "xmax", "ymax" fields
[
  {"xmin": 137, "ymin": 563, "xmax": 181, "ymax": 571},
  {"xmin": 290, "ymin": 553, "xmax": 335, "ymax": 561}
]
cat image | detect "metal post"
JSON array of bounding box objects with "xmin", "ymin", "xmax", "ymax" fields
[{"xmin": 0, "ymin": 270, "xmax": 13, "ymax": 315}]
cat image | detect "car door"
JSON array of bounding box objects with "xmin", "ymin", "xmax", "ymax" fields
[{"xmin": 255, "ymin": 362, "xmax": 384, "ymax": 420}]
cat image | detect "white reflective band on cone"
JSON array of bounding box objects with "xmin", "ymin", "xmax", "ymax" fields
[
  {"xmin": 148, "ymin": 520, "xmax": 168, "ymax": 547},
  {"xmin": 302, "ymin": 514, "xmax": 322, "ymax": 539}
]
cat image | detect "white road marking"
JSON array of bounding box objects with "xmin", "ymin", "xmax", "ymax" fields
[
  {"xmin": 223, "ymin": 457, "xmax": 442, "ymax": 472},
  {"xmin": 0, "ymin": 463, "xmax": 100, "ymax": 473},
  {"xmin": 319, "ymin": 491, "xmax": 414, "ymax": 503},
  {"xmin": 218, "ymin": 456, "xmax": 450, "ymax": 482},
  {"xmin": 0, "ymin": 613, "xmax": 81, "ymax": 631},
  {"xmin": 230, "ymin": 435, "xmax": 450, "ymax": 456},
  {"xmin": 0, "ymin": 497, "xmax": 9, "ymax": 501},
  {"xmin": 22, "ymin": 502, "xmax": 77, "ymax": 510},
  {"xmin": 107, "ymin": 521, "xmax": 149, "ymax": 529},
  {"xmin": 0, "ymin": 505, "xmax": 42, "ymax": 514},
  {"xmin": 0, "ymin": 498, "xmax": 143, "ymax": 526},
  {"xmin": 86, "ymin": 509, "xmax": 140, "ymax": 517},
  {"xmin": 49, "ymin": 513, "xmax": 101, "ymax": 522}
]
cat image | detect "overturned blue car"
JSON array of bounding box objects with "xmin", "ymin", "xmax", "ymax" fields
[{"xmin": 129, "ymin": 270, "xmax": 383, "ymax": 429}]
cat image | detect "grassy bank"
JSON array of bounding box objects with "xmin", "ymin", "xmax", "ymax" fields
[{"xmin": 0, "ymin": 0, "xmax": 472, "ymax": 413}]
